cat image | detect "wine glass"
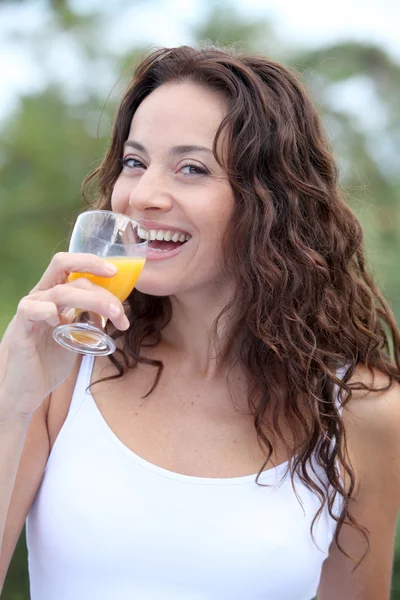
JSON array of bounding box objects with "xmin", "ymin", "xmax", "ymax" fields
[{"xmin": 52, "ymin": 210, "xmax": 148, "ymax": 356}]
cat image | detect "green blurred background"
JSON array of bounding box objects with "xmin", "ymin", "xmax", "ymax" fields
[{"xmin": 1, "ymin": 0, "xmax": 400, "ymax": 597}]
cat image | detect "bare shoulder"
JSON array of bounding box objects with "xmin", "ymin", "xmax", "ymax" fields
[
  {"xmin": 317, "ymin": 363, "xmax": 400, "ymax": 599},
  {"xmin": 344, "ymin": 362, "xmax": 400, "ymax": 441},
  {"xmin": 342, "ymin": 362, "xmax": 400, "ymax": 502}
]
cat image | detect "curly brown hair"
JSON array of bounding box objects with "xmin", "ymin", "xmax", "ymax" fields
[{"xmin": 83, "ymin": 45, "xmax": 400, "ymax": 565}]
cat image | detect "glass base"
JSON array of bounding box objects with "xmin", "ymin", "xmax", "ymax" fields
[{"xmin": 52, "ymin": 322, "xmax": 116, "ymax": 356}]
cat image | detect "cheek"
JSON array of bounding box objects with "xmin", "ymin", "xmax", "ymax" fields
[
  {"xmin": 110, "ymin": 195, "xmax": 122, "ymax": 213},
  {"xmin": 110, "ymin": 181, "xmax": 128, "ymax": 213},
  {"xmin": 194, "ymin": 223, "xmax": 229, "ymax": 276},
  {"xmin": 201, "ymin": 191, "xmax": 235, "ymax": 241},
  {"xmin": 193, "ymin": 192, "xmax": 234, "ymax": 257}
]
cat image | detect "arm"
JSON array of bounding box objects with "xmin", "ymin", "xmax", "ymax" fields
[
  {"xmin": 318, "ymin": 365, "xmax": 400, "ymax": 599},
  {"xmin": 0, "ymin": 398, "xmax": 49, "ymax": 589},
  {"xmin": 0, "ymin": 354, "xmax": 82, "ymax": 590},
  {"xmin": 0, "ymin": 250, "xmax": 128, "ymax": 589},
  {"xmin": 0, "ymin": 408, "xmax": 36, "ymax": 546}
]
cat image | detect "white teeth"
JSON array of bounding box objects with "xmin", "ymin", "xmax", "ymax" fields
[
  {"xmin": 138, "ymin": 226, "xmax": 192, "ymax": 243},
  {"xmin": 137, "ymin": 226, "xmax": 149, "ymax": 240}
]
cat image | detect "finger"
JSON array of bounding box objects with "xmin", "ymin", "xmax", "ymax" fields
[
  {"xmin": 59, "ymin": 308, "xmax": 76, "ymax": 325},
  {"xmin": 17, "ymin": 298, "xmax": 61, "ymax": 332},
  {"xmin": 42, "ymin": 281, "xmax": 129, "ymax": 331},
  {"xmin": 31, "ymin": 252, "xmax": 118, "ymax": 293}
]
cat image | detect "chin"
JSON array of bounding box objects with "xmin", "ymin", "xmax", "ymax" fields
[{"xmin": 134, "ymin": 281, "xmax": 176, "ymax": 297}]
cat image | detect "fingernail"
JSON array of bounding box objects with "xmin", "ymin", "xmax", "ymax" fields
[
  {"xmin": 104, "ymin": 261, "xmax": 118, "ymax": 274},
  {"xmin": 121, "ymin": 315, "xmax": 130, "ymax": 329},
  {"xmin": 109, "ymin": 304, "xmax": 120, "ymax": 317}
]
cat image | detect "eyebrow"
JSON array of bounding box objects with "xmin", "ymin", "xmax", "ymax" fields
[{"xmin": 124, "ymin": 140, "xmax": 214, "ymax": 156}]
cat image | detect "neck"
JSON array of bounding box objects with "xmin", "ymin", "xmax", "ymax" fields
[{"xmin": 160, "ymin": 284, "xmax": 236, "ymax": 380}]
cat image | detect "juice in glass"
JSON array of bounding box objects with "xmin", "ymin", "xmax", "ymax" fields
[
  {"xmin": 68, "ymin": 256, "xmax": 146, "ymax": 302},
  {"xmin": 67, "ymin": 256, "xmax": 145, "ymax": 343}
]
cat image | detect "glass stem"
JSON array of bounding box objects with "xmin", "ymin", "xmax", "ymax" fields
[{"xmin": 74, "ymin": 309, "xmax": 107, "ymax": 330}]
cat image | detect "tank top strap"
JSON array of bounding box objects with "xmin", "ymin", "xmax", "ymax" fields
[
  {"xmin": 66, "ymin": 354, "xmax": 95, "ymax": 421},
  {"xmin": 44, "ymin": 354, "xmax": 95, "ymax": 474}
]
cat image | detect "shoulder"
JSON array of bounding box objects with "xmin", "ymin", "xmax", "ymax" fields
[
  {"xmin": 342, "ymin": 362, "xmax": 400, "ymax": 506},
  {"xmin": 344, "ymin": 363, "xmax": 400, "ymax": 444},
  {"xmin": 317, "ymin": 364, "xmax": 400, "ymax": 597}
]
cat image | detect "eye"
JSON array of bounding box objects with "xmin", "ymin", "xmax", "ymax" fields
[
  {"xmin": 120, "ymin": 157, "xmax": 145, "ymax": 170},
  {"xmin": 180, "ymin": 162, "xmax": 209, "ymax": 176}
]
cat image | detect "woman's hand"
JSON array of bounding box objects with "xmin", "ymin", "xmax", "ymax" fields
[{"xmin": 0, "ymin": 252, "xmax": 129, "ymax": 419}]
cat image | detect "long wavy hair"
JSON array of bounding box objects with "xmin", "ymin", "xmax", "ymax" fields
[{"xmin": 83, "ymin": 45, "xmax": 400, "ymax": 564}]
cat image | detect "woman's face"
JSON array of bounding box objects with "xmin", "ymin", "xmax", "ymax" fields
[{"xmin": 111, "ymin": 81, "xmax": 235, "ymax": 297}]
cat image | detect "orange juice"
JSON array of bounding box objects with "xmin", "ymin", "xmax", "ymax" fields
[{"xmin": 68, "ymin": 256, "xmax": 146, "ymax": 302}]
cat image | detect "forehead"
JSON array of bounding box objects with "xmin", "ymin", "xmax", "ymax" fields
[{"xmin": 128, "ymin": 82, "xmax": 227, "ymax": 145}]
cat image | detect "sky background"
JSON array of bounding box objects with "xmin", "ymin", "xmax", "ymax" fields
[
  {"xmin": 0, "ymin": 0, "xmax": 399, "ymax": 121},
  {"xmin": 117, "ymin": 0, "xmax": 400, "ymax": 56}
]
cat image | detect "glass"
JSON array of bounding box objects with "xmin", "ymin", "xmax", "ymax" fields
[{"xmin": 52, "ymin": 210, "xmax": 148, "ymax": 356}]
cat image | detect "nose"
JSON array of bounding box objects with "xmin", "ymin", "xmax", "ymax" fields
[{"xmin": 128, "ymin": 166, "xmax": 173, "ymax": 213}]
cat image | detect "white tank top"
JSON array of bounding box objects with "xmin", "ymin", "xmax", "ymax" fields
[{"xmin": 26, "ymin": 355, "xmax": 345, "ymax": 600}]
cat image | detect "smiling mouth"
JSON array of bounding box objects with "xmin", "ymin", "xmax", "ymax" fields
[{"xmin": 138, "ymin": 226, "xmax": 191, "ymax": 253}]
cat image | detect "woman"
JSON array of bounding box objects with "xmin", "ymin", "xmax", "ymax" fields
[{"xmin": 1, "ymin": 45, "xmax": 400, "ymax": 599}]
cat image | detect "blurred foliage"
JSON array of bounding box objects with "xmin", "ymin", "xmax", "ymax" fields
[
  {"xmin": 0, "ymin": 88, "xmax": 105, "ymax": 327},
  {"xmin": 1, "ymin": 0, "xmax": 400, "ymax": 598}
]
